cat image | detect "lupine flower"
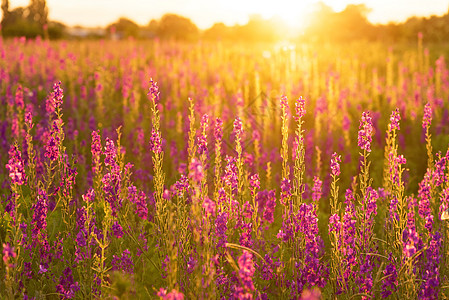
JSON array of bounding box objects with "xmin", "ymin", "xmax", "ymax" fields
[
  {"xmin": 358, "ymin": 111, "xmax": 374, "ymax": 152},
  {"xmin": 249, "ymin": 173, "xmax": 260, "ymax": 197},
  {"xmin": 45, "ymin": 119, "xmax": 62, "ymax": 161},
  {"xmin": 46, "ymin": 81, "xmax": 64, "ymax": 114},
  {"xmin": 295, "ymin": 96, "xmax": 306, "ymax": 120},
  {"xmin": 56, "ymin": 267, "xmax": 80, "ymax": 299},
  {"xmin": 381, "ymin": 254, "xmax": 398, "ymax": 298},
  {"xmin": 15, "ymin": 84, "xmax": 24, "ymax": 110},
  {"xmin": 403, "ymin": 201, "xmax": 423, "ymax": 258},
  {"xmin": 422, "ymin": 102, "xmax": 432, "ymax": 129},
  {"xmin": 82, "ymin": 188, "xmax": 95, "ymax": 203},
  {"xmin": 157, "ymin": 288, "xmax": 184, "ymax": 300},
  {"xmin": 223, "ymin": 156, "xmax": 238, "ymax": 192},
  {"xmin": 255, "ymin": 190, "xmax": 276, "ymax": 224},
  {"xmin": 2, "ymin": 243, "xmax": 16, "ymax": 268},
  {"xmin": 280, "ymin": 178, "xmax": 292, "ymax": 206},
  {"xmin": 91, "ymin": 130, "xmax": 102, "ymax": 173},
  {"xmin": 389, "ymin": 108, "xmax": 401, "ymax": 131},
  {"xmin": 419, "ymin": 232, "xmax": 441, "ymax": 299},
  {"xmin": 238, "ymin": 250, "xmax": 255, "ymax": 291},
  {"xmin": 32, "ymin": 189, "xmax": 48, "ymax": 239},
  {"xmin": 104, "ymin": 137, "xmax": 117, "ymax": 167},
  {"xmin": 301, "ymin": 288, "xmax": 321, "ymax": 300},
  {"xmin": 25, "ymin": 105, "xmax": 33, "ymax": 129},
  {"xmin": 215, "ymin": 210, "xmax": 228, "ymax": 249},
  {"xmin": 197, "ymin": 114, "xmax": 209, "ymax": 156},
  {"xmin": 173, "ymin": 174, "xmax": 190, "ymax": 197},
  {"xmin": 112, "ymin": 221, "xmax": 124, "ymax": 238},
  {"xmin": 6, "ymin": 143, "xmax": 27, "ymax": 185},
  {"xmin": 128, "ymin": 186, "xmax": 148, "ymax": 220},
  {"xmin": 418, "ymin": 170, "xmax": 433, "ymax": 231},
  {"xmin": 148, "ymin": 78, "xmax": 160, "ymax": 104},
  {"xmin": 52, "ymin": 81, "xmax": 64, "ymax": 110},
  {"xmin": 311, "ymin": 176, "xmax": 322, "ymax": 202},
  {"xmin": 112, "ymin": 249, "xmax": 134, "ymax": 274},
  {"xmin": 233, "ymin": 117, "xmax": 243, "ymax": 138},
  {"xmin": 203, "ymin": 197, "xmax": 216, "ymax": 216},
  {"xmin": 214, "ymin": 117, "xmax": 223, "ymax": 141},
  {"xmin": 189, "ymin": 158, "xmax": 204, "ymax": 184},
  {"xmin": 149, "ymin": 128, "xmax": 162, "ymax": 154},
  {"xmin": 280, "ymin": 95, "xmax": 289, "ymax": 112},
  {"xmin": 328, "ymin": 214, "xmax": 341, "ymax": 234},
  {"xmin": 102, "ymin": 164, "xmax": 122, "ymax": 216},
  {"xmin": 330, "ymin": 152, "xmax": 341, "ymax": 177}
]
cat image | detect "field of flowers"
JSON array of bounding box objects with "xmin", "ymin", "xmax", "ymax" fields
[{"xmin": 1, "ymin": 35, "xmax": 449, "ymax": 299}]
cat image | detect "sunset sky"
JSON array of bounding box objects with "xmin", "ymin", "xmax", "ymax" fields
[{"xmin": 6, "ymin": 0, "xmax": 449, "ymax": 29}]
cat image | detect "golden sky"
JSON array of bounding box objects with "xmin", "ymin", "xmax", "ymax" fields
[{"xmin": 7, "ymin": 0, "xmax": 449, "ymax": 28}]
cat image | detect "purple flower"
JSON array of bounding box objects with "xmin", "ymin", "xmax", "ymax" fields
[
  {"xmin": 260, "ymin": 190, "xmax": 276, "ymax": 224},
  {"xmin": 389, "ymin": 108, "xmax": 401, "ymax": 131},
  {"xmin": 419, "ymin": 232, "xmax": 441, "ymax": 299},
  {"xmin": 197, "ymin": 114, "xmax": 209, "ymax": 155},
  {"xmin": 189, "ymin": 158, "xmax": 204, "ymax": 184},
  {"xmin": 52, "ymin": 81, "xmax": 64, "ymax": 110},
  {"xmin": 112, "ymin": 249, "xmax": 134, "ymax": 274},
  {"xmin": 422, "ymin": 103, "xmax": 432, "ymax": 129},
  {"xmin": 312, "ymin": 176, "xmax": 322, "ymax": 202},
  {"xmin": 46, "ymin": 81, "xmax": 64, "ymax": 114},
  {"xmin": 82, "ymin": 188, "xmax": 95, "ymax": 203},
  {"xmin": 129, "ymin": 187, "xmax": 148, "ymax": 220},
  {"xmin": 32, "ymin": 189, "xmax": 48, "ymax": 239},
  {"xmin": 91, "ymin": 130, "xmax": 102, "ymax": 173},
  {"xmin": 233, "ymin": 117, "xmax": 243, "ymax": 138},
  {"xmin": 381, "ymin": 255, "xmax": 397, "ymax": 298},
  {"xmin": 280, "ymin": 178, "xmax": 292, "ymax": 206},
  {"xmin": 280, "ymin": 95, "xmax": 289, "ymax": 112},
  {"xmin": 15, "ymin": 84, "xmax": 24, "ymax": 110},
  {"xmin": 223, "ymin": 156, "xmax": 238, "ymax": 192},
  {"xmin": 329, "ymin": 214, "xmax": 341, "ymax": 233},
  {"xmin": 56, "ymin": 267, "xmax": 80, "ymax": 299},
  {"xmin": 301, "ymin": 288, "xmax": 321, "ymax": 300},
  {"xmin": 249, "ymin": 173, "xmax": 260, "ymax": 196},
  {"xmin": 295, "ymin": 96, "xmax": 306, "ymax": 120},
  {"xmin": 25, "ymin": 104, "xmax": 33, "ymax": 129},
  {"xmin": 358, "ymin": 111, "xmax": 373, "ymax": 152},
  {"xmin": 238, "ymin": 250, "xmax": 255, "ymax": 291},
  {"xmin": 112, "ymin": 221, "xmax": 123, "ymax": 239},
  {"xmin": 149, "ymin": 128, "xmax": 162, "ymax": 154},
  {"xmin": 157, "ymin": 288, "xmax": 184, "ymax": 300},
  {"xmin": 6, "ymin": 144, "xmax": 27, "ymax": 185},
  {"xmin": 203, "ymin": 197, "xmax": 216, "ymax": 216},
  {"xmin": 102, "ymin": 164, "xmax": 122, "ymax": 216},
  {"xmin": 330, "ymin": 152, "xmax": 341, "ymax": 177},
  {"xmin": 45, "ymin": 120, "xmax": 62, "ymax": 161},
  {"xmin": 215, "ymin": 211, "xmax": 228, "ymax": 249},
  {"xmin": 104, "ymin": 138, "xmax": 117, "ymax": 166},
  {"xmin": 2, "ymin": 243, "xmax": 16, "ymax": 268},
  {"xmin": 214, "ymin": 117, "xmax": 223, "ymax": 141},
  {"xmin": 148, "ymin": 78, "xmax": 160, "ymax": 104}
]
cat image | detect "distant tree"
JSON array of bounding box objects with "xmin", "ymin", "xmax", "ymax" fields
[
  {"xmin": 203, "ymin": 22, "xmax": 232, "ymax": 40},
  {"xmin": 304, "ymin": 2, "xmax": 374, "ymax": 42},
  {"xmin": 157, "ymin": 14, "xmax": 199, "ymax": 41},
  {"xmin": 1, "ymin": 0, "xmax": 9, "ymax": 27},
  {"xmin": 1, "ymin": 0, "xmax": 48, "ymax": 38},
  {"xmin": 27, "ymin": 0, "xmax": 48, "ymax": 28},
  {"xmin": 106, "ymin": 17, "xmax": 140, "ymax": 39},
  {"xmin": 47, "ymin": 21, "xmax": 66, "ymax": 39}
]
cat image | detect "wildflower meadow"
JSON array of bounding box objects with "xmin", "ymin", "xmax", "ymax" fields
[{"xmin": 1, "ymin": 36, "xmax": 449, "ymax": 299}]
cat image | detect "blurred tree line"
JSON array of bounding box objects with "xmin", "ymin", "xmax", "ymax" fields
[
  {"xmin": 1, "ymin": 0, "xmax": 449, "ymax": 43},
  {"xmin": 1, "ymin": 0, "xmax": 65, "ymax": 39}
]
